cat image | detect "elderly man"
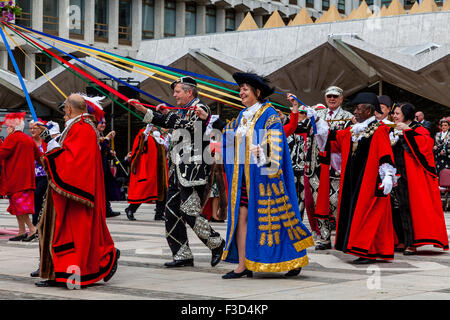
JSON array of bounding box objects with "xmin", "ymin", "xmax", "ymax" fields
[
  {"xmin": 36, "ymin": 93, "xmax": 119, "ymax": 288},
  {"xmin": 130, "ymin": 76, "xmax": 225, "ymax": 268},
  {"xmin": 311, "ymin": 86, "xmax": 353, "ymax": 250},
  {"xmin": 415, "ymin": 111, "xmax": 432, "ymax": 133},
  {"xmin": 318, "ymin": 92, "xmax": 397, "ymax": 264}
]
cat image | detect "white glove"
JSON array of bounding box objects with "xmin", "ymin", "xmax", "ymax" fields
[
  {"xmin": 306, "ymin": 107, "xmax": 317, "ymax": 119},
  {"xmin": 380, "ymin": 175, "xmax": 393, "ymax": 195}
]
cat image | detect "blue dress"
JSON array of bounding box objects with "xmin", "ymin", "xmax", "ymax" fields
[{"xmin": 221, "ymin": 103, "xmax": 314, "ymax": 272}]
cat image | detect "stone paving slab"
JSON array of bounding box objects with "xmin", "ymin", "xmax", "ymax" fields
[{"xmin": 0, "ymin": 200, "xmax": 448, "ymax": 301}]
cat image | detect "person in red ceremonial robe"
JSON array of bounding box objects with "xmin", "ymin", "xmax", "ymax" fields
[
  {"xmin": 317, "ymin": 92, "xmax": 397, "ymax": 264},
  {"xmin": 0, "ymin": 112, "xmax": 42, "ymax": 242},
  {"xmin": 124, "ymin": 124, "xmax": 168, "ymax": 221},
  {"xmin": 390, "ymin": 103, "xmax": 449, "ymax": 255},
  {"xmin": 35, "ymin": 93, "xmax": 119, "ymax": 288}
]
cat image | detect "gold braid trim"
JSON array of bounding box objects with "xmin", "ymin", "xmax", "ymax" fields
[
  {"xmin": 293, "ymin": 236, "xmax": 315, "ymax": 252},
  {"xmin": 245, "ymin": 254, "xmax": 310, "ymax": 272}
]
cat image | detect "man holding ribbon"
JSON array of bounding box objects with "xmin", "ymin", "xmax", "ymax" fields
[{"xmin": 130, "ymin": 76, "xmax": 225, "ymax": 268}]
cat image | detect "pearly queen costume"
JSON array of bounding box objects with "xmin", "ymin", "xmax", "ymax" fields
[
  {"xmin": 141, "ymin": 78, "xmax": 224, "ymax": 265},
  {"xmin": 216, "ymin": 73, "xmax": 314, "ymax": 272}
]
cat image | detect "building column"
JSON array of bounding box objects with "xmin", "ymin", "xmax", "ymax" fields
[
  {"xmin": 59, "ymin": 0, "xmax": 70, "ymax": 39},
  {"xmin": 235, "ymin": 10, "xmax": 245, "ymax": 28},
  {"xmin": 109, "ymin": 0, "xmax": 119, "ymax": 47},
  {"xmin": 196, "ymin": 3, "xmax": 206, "ymax": 35},
  {"xmin": 330, "ymin": 0, "xmax": 338, "ymax": 8},
  {"xmin": 314, "ymin": 0, "xmax": 322, "ymax": 13},
  {"xmin": 24, "ymin": 52, "xmax": 35, "ymax": 80},
  {"xmin": 0, "ymin": 51, "xmax": 8, "ymax": 70},
  {"xmin": 154, "ymin": 0, "xmax": 164, "ymax": 39},
  {"xmin": 85, "ymin": 0, "xmax": 95, "ymax": 45},
  {"xmin": 345, "ymin": 0, "xmax": 352, "ymax": 15},
  {"xmin": 131, "ymin": 0, "xmax": 142, "ymax": 49},
  {"xmin": 299, "ymin": 0, "xmax": 306, "ymax": 8},
  {"xmin": 216, "ymin": 7, "xmax": 226, "ymax": 33},
  {"xmin": 176, "ymin": 0, "xmax": 186, "ymax": 37},
  {"xmin": 32, "ymin": 0, "xmax": 43, "ymax": 31}
]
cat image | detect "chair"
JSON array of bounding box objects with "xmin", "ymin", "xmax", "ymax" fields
[{"xmin": 438, "ymin": 168, "xmax": 450, "ymax": 211}]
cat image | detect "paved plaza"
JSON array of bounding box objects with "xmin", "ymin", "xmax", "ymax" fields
[{"xmin": 0, "ymin": 200, "xmax": 449, "ymax": 300}]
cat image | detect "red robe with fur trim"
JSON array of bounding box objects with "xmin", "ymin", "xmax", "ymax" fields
[
  {"xmin": 402, "ymin": 126, "xmax": 449, "ymax": 250},
  {"xmin": 127, "ymin": 129, "xmax": 159, "ymax": 204},
  {"xmin": 41, "ymin": 115, "xmax": 117, "ymax": 286}
]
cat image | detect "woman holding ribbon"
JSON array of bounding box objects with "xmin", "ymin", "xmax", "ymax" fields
[{"xmin": 196, "ymin": 73, "xmax": 314, "ymax": 279}]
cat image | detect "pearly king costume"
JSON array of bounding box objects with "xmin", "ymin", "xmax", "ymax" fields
[
  {"xmin": 219, "ymin": 73, "xmax": 314, "ymax": 272},
  {"xmin": 140, "ymin": 76, "xmax": 224, "ymax": 266}
]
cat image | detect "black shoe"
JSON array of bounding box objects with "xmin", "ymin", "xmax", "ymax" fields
[
  {"xmin": 9, "ymin": 233, "xmax": 28, "ymax": 241},
  {"xmin": 315, "ymin": 242, "xmax": 332, "ymax": 250},
  {"xmin": 35, "ymin": 280, "xmax": 59, "ymax": 287},
  {"xmin": 164, "ymin": 259, "xmax": 194, "ymax": 268},
  {"xmin": 285, "ymin": 268, "xmax": 302, "ymax": 277},
  {"xmin": 125, "ymin": 208, "xmax": 136, "ymax": 221},
  {"xmin": 352, "ymin": 257, "xmax": 376, "ymax": 264},
  {"xmin": 154, "ymin": 214, "xmax": 165, "ymax": 221},
  {"xmin": 210, "ymin": 218, "xmax": 225, "ymax": 223},
  {"xmin": 106, "ymin": 211, "xmax": 121, "ymax": 218},
  {"xmin": 403, "ymin": 249, "xmax": 417, "ymax": 256},
  {"xmin": 30, "ymin": 269, "xmax": 40, "ymax": 278},
  {"xmin": 22, "ymin": 232, "xmax": 38, "ymax": 242},
  {"xmin": 104, "ymin": 249, "xmax": 120, "ymax": 282},
  {"xmin": 222, "ymin": 269, "xmax": 253, "ymax": 279},
  {"xmin": 211, "ymin": 240, "xmax": 225, "ymax": 267}
]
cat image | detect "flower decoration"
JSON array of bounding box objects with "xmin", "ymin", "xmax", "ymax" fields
[{"xmin": 0, "ymin": 1, "xmax": 22, "ymax": 23}]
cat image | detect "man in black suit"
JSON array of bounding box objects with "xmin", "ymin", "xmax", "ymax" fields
[{"xmin": 415, "ymin": 111, "xmax": 432, "ymax": 133}]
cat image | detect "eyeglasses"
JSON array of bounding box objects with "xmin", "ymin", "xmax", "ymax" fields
[{"xmin": 326, "ymin": 95, "xmax": 339, "ymax": 99}]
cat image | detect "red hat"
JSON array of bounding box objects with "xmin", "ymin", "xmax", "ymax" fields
[
  {"xmin": 81, "ymin": 95, "xmax": 105, "ymax": 123},
  {"xmin": 1, "ymin": 112, "xmax": 26, "ymax": 128}
]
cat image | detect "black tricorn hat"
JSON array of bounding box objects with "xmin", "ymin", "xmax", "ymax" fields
[
  {"xmin": 232, "ymin": 72, "xmax": 275, "ymax": 99},
  {"xmin": 170, "ymin": 76, "xmax": 197, "ymax": 90},
  {"xmin": 348, "ymin": 92, "xmax": 382, "ymax": 114}
]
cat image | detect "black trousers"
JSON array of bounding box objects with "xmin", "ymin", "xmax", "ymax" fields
[
  {"xmin": 126, "ymin": 193, "xmax": 166, "ymax": 217},
  {"xmin": 164, "ymin": 170, "xmax": 223, "ymax": 261},
  {"xmin": 33, "ymin": 176, "xmax": 48, "ymax": 226}
]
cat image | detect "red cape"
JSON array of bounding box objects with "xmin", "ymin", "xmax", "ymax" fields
[
  {"xmin": 334, "ymin": 124, "xmax": 395, "ymax": 260},
  {"xmin": 0, "ymin": 131, "xmax": 41, "ymax": 196},
  {"xmin": 43, "ymin": 116, "xmax": 116, "ymax": 286},
  {"xmin": 127, "ymin": 129, "xmax": 159, "ymax": 204},
  {"xmin": 403, "ymin": 126, "xmax": 449, "ymax": 250}
]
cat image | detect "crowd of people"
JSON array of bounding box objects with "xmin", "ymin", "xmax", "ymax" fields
[{"xmin": 0, "ymin": 71, "xmax": 448, "ymax": 288}]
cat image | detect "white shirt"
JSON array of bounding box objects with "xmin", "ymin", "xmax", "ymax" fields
[
  {"xmin": 236, "ymin": 102, "xmax": 263, "ymax": 137},
  {"xmin": 325, "ymin": 107, "xmax": 341, "ymax": 120}
]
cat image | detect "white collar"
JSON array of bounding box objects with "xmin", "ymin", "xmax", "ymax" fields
[
  {"xmin": 242, "ymin": 102, "xmax": 263, "ymax": 119},
  {"xmin": 351, "ymin": 116, "xmax": 376, "ymax": 135}
]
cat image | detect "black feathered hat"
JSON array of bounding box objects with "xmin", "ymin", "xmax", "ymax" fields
[
  {"xmin": 232, "ymin": 72, "xmax": 275, "ymax": 99},
  {"xmin": 170, "ymin": 76, "xmax": 198, "ymax": 90}
]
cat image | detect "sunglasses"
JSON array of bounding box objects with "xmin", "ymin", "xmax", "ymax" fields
[{"xmin": 326, "ymin": 95, "xmax": 339, "ymax": 99}]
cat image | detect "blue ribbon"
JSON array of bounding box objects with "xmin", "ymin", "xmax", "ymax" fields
[
  {"xmin": 290, "ymin": 95, "xmax": 317, "ymax": 134},
  {"xmin": 0, "ymin": 25, "xmax": 38, "ymax": 121},
  {"xmin": 10, "ymin": 24, "xmax": 176, "ymax": 109}
]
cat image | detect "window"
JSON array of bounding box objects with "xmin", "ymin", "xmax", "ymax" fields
[
  {"xmin": 364, "ymin": 0, "xmax": 374, "ymax": 5},
  {"xmin": 205, "ymin": 5, "xmax": 216, "ymax": 34},
  {"xmin": 164, "ymin": 0, "xmax": 176, "ymax": 37},
  {"xmin": 69, "ymin": 0, "xmax": 84, "ymax": 39},
  {"xmin": 322, "ymin": 0, "xmax": 329, "ymax": 10},
  {"xmin": 225, "ymin": 9, "xmax": 235, "ymax": 32},
  {"xmin": 16, "ymin": 0, "xmax": 32, "ymax": 27},
  {"xmin": 306, "ymin": 0, "xmax": 314, "ymax": 8},
  {"xmin": 95, "ymin": 0, "xmax": 108, "ymax": 42},
  {"xmin": 35, "ymin": 53, "xmax": 52, "ymax": 78},
  {"xmin": 185, "ymin": 2, "xmax": 196, "ymax": 35},
  {"xmin": 142, "ymin": 0, "xmax": 154, "ymax": 39},
  {"xmin": 404, "ymin": 0, "xmax": 416, "ymax": 9},
  {"xmin": 43, "ymin": 0, "xmax": 59, "ymax": 35},
  {"xmin": 338, "ymin": 0, "xmax": 345, "ymax": 13},
  {"xmin": 381, "ymin": 0, "xmax": 391, "ymax": 7},
  {"xmin": 119, "ymin": 0, "xmax": 132, "ymax": 44}
]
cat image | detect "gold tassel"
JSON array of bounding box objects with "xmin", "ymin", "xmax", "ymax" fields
[
  {"xmin": 296, "ymin": 226, "xmax": 307, "ymax": 237},
  {"xmin": 271, "ymin": 183, "xmax": 280, "ymax": 196},
  {"xmin": 260, "ymin": 232, "xmax": 266, "ymax": 246},
  {"xmin": 259, "ymin": 184, "xmax": 265, "ymax": 197},
  {"xmin": 292, "ymin": 228, "xmax": 301, "ymax": 240},
  {"xmin": 287, "ymin": 229, "xmax": 294, "ymax": 241},
  {"xmin": 274, "ymin": 232, "xmax": 280, "ymax": 245},
  {"xmin": 268, "ymin": 233, "xmax": 274, "ymax": 247},
  {"xmin": 279, "ymin": 181, "xmax": 285, "ymax": 194}
]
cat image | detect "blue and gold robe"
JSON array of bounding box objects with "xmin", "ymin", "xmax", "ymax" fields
[{"xmin": 221, "ymin": 103, "xmax": 314, "ymax": 272}]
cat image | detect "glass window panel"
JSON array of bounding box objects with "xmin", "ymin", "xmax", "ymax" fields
[
  {"xmin": 142, "ymin": 0, "xmax": 154, "ymax": 39},
  {"xmin": 185, "ymin": 2, "xmax": 196, "ymax": 35},
  {"xmin": 119, "ymin": 0, "xmax": 132, "ymax": 41},
  {"xmin": 164, "ymin": 0, "xmax": 176, "ymax": 37},
  {"xmin": 43, "ymin": 0, "xmax": 59, "ymax": 32},
  {"xmin": 95, "ymin": 0, "xmax": 109, "ymax": 39},
  {"xmin": 322, "ymin": 0, "xmax": 330, "ymax": 10},
  {"xmin": 16, "ymin": 0, "xmax": 32, "ymax": 27},
  {"xmin": 225, "ymin": 9, "xmax": 235, "ymax": 32},
  {"xmin": 69, "ymin": 0, "xmax": 84, "ymax": 35},
  {"xmin": 205, "ymin": 6, "xmax": 216, "ymax": 34}
]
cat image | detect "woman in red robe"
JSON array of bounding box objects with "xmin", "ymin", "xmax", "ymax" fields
[{"xmin": 390, "ymin": 103, "xmax": 449, "ymax": 255}]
